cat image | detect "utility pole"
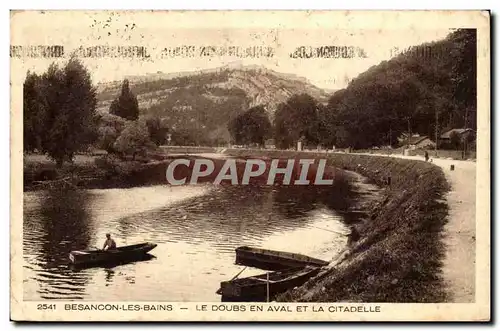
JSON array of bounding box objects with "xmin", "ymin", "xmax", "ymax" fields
[
  {"xmin": 389, "ymin": 125, "xmax": 392, "ymax": 147},
  {"xmin": 463, "ymin": 108, "xmax": 469, "ymax": 159},
  {"xmin": 435, "ymin": 110, "xmax": 439, "ymax": 157},
  {"xmin": 407, "ymin": 118, "xmax": 411, "ymax": 148}
]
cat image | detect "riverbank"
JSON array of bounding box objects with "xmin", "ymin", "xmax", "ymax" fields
[
  {"xmin": 23, "ymin": 153, "xmax": 179, "ymax": 191},
  {"xmin": 375, "ymin": 153, "xmax": 476, "ymax": 302},
  {"xmin": 24, "ymin": 151, "xmax": 341, "ymax": 191},
  {"xmin": 224, "ymin": 148, "xmax": 450, "ymax": 302}
]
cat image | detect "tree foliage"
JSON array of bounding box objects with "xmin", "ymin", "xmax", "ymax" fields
[
  {"xmin": 449, "ymin": 131, "xmax": 462, "ymax": 150},
  {"xmin": 145, "ymin": 116, "xmax": 170, "ymax": 145},
  {"xmin": 274, "ymin": 94, "xmax": 319, "ymax": 149},
  {"xmin": 96, "ymin": 113, "xmax": 127, "ymax": 152},
  {"xmin": 23, "ymin": 57, "xmax": 98, "ymax": 166},
  {"xmin": 228, "ymin": 105, "xmax": 272, "ymax": 147},
  {"xmin": 113, "ymin": 120, "xmax": 155, "ymax": 160},
  {"xmin": 110, "ymin": 79, "xmax": 140, "ymax": 120},
  {"xmin": 23, "ymin": 71, "xmax": 45, "ymax": 152},
  {"xmin": 311, "ymin": 29, "xmax": 477, "ymax": 150}
]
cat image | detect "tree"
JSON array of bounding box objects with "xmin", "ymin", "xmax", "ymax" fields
[
  {"xmin": 170, "ymin": 128, "xmax": 197, "ymax": 146},
  {"xmin": 228, "ymin": 105, "xmax": 272, "ymax": 147},
  {"xmin": 110, "ymin": 79, "xmax": 139, "ymax": 120},
  {"xmin": 97, "ymin": 113, "xmax": 127, "ymax": 152},
  {"xmin": 274, "ymin": 103, "xmax": 294, "ymax": 149},
  {"xmin": 448, "ymin": 29, "xmax": 477, "ymax": 130},
  {"xmin": 449, "ymin": 131, "xmax": 462, "ymax": 150},
  {"xmin": 145, "ymin": 116, "xmax": 169, "ymax": 145},
  {"xmin": 113, "ymin": 120, "xmax": 155, "ymax": 160},
  {"xmin": 449, "ymin": 30, "xmax": 476, "ymax": 110},
  {"xmin": 23, "ymin": 71, "xmax": 45, "ymax": 152},
  {"xmin": 274, "ymin": 94, "xmax": 319, "ymax": 149},
  {"xmin": 31, "ymin": 57, "xmax": 98, "ymax": 166}
]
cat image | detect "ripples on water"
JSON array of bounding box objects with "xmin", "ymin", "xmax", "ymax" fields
[{"xmin": 23, "ymin": 184, "xmax": 352, "ymax": 301}]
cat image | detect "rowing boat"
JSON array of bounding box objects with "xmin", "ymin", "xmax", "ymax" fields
[
  {"xmin": 235, "ymin": 246, "xmax": 329, "ymax": 271},
  {"xmin": 216, "ymin": 266, "xmax": 320, "ymax": 301},
  {"xmin": 69, "ymin": 242, "xmax": 157, "ymax": 266}
]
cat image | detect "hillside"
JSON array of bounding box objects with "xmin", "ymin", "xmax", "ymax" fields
[
  {"xmin": 317, "ymin": 29, "xmax": 476, "ymax": 149},
  {"xmin": 96, "ymin": 65, "xmax": 330, "ymax": 145}
]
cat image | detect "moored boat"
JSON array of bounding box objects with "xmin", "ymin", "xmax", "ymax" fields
[
  {"xmin": 216, "ymin": 265, "xmax": 321, "ymax": 301},
  {"xmin": 69, "ymin": 242, "xmax": 157, "ymax": 266},
  {"xmin": 235, "ymin": 246, "xmax": 329, "ymax": 271}
]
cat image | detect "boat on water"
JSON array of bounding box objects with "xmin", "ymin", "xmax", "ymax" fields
[
  {"xmin": 235, "ymin": 246, "xmax": 329, "ymax": 271},
  {"xmin": 69, "ymin": 253, "xmax": 157, "ymax": 271},
  {"xmin": 69, "ymin": 243, "xmax": 157, "ymax": 266},
  {"xmin": 216, "ymin": 266, "xmax": 321, "ymax": 301}
]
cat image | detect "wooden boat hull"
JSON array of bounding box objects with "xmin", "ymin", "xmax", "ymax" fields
[
  {"xmin": 217, "ymin": 266, "xmax": 321, "ymax": 301},
  {"xmin": 69, "ymin": 253, "xmax": 156, "ymax": 271},
  {"xmin": 235, "ymin": 246, "xmax": 329, "ymax": 271},
  {"xmin": 69, "ymin": 243, "xmax": 157, "ymax": 266}
]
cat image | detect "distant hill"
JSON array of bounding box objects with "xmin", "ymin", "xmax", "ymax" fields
[
  {"xmin": 318, "ymin": 29, "xmax": 476, "ymax": 149},
  {"xmin": 96, "ymin": 65, "xmax": 331, "ymax": 145}
]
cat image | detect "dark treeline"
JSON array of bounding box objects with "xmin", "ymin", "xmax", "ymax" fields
[
  {"xmin": 319, "ymin": 29, "xmax": 476, "ymax": 149},
  {"xmin": 229, "ymin": 29, "xmax": 477, "ymax": 150},
  {"xmin": 24, "ymin": 57, "xmax": 165, "ymax": 166},
  {"xmin": 273, "ymin": 94, "xmax": 321, "ymax": 149},
  {"xmin": 23, "ymin": 57, "xmax": 98, "ymax": 166},
  {"xmin": 98, "ymin": 79, "xmax": 165, "ymax": 159},
  {"xmin": 229, "ymin": 105, "xmax": 272, "ymax": 147},
  {"xmin": 109, "ymin": 79, "xmax": 139, "ymax": 120}
]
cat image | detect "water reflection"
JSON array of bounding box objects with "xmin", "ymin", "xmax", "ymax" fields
[
  {"xmin": 24, "ymin": 183, "xmax": 355, "ymax": 301},
  {"xmin": 105, "ymin": 269, "xmax": 115, "ymax": 286},
  {"xmin": 24, "ymin": 188, "xmax": 94, "ymax": 299}
]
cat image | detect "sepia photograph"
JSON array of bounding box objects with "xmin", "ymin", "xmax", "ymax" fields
[{"xmin": 10, "ymin": 10, "xmax": 490, "ymax": 321}]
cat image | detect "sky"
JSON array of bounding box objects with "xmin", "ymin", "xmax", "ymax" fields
[{"xmin": 10, "ymin": 11, "xmax": 454, "ymax": 90}]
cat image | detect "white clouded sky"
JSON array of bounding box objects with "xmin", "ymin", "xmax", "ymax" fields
[{"xmin": 11, "ymin": 11, "xmax": 454, "ymax": 89}]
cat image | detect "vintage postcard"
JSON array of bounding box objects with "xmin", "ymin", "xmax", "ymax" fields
[{"xmin": 10, "ymin": 10, "xmax": 490, "ymax": 322}]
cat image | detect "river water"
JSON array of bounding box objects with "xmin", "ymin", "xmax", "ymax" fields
[{"xmin": 23, "ymin": 177, "xmax": 365, "ymax": 301}]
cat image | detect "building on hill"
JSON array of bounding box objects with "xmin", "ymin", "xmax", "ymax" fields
[
  {"xmin": 439, "ymin": 128, "xmax": 476, "ymax": 152},
  {"xmin": 264, "ymin": 139, "xmax": 276, "ymax": 149},
  {"xmin": 440, "ymin": 128, "xmax": 475, "ymax": 143},
  {"xmin": 400, "ymin": 135, "xmax": 436, "ymax": 150}
]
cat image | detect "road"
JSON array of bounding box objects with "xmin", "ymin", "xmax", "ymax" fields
[
  {"xmin": 358, "ymin": 152, "xmax": 476, "ymax": 302},
  {"xmin": 427, "ymin": 156, "xmax": 476, "ymax": 303}
]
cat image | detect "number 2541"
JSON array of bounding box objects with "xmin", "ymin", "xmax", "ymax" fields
[{"xmin": 37, "ymin": 304, "xmax": 56, "ymax": 310}]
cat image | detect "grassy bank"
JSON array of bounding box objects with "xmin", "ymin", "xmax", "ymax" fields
[
  {"xmin": 225, "ymin": 149, "xmax": 450, "ymax": 302},
  {"xmin": 23, "ymin": 153, "xmax": 172, "ymax": 191},
  {"xmin": 24, "ymin": 154, "xmax": 106, "ymax": 190},
  {"xmin": 24, "ymin": 150, "xmax": 343, "ymax": 190}
]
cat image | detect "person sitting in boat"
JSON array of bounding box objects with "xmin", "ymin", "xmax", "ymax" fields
[{"xmin": 102, "ymin": 233, "xmax": 117, "ymax": 251}]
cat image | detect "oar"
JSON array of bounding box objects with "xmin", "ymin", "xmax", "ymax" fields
[
  {"xmin": 310, "ymin": 225, "xmax": 350, "ymax": 236},
  {"xmin": 230, "ymin": 266, "xmax": 247, "ymax": 281},
  {"xmin": 269, "ymin": 214, "xmax": 350, "ymax": 236}
]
